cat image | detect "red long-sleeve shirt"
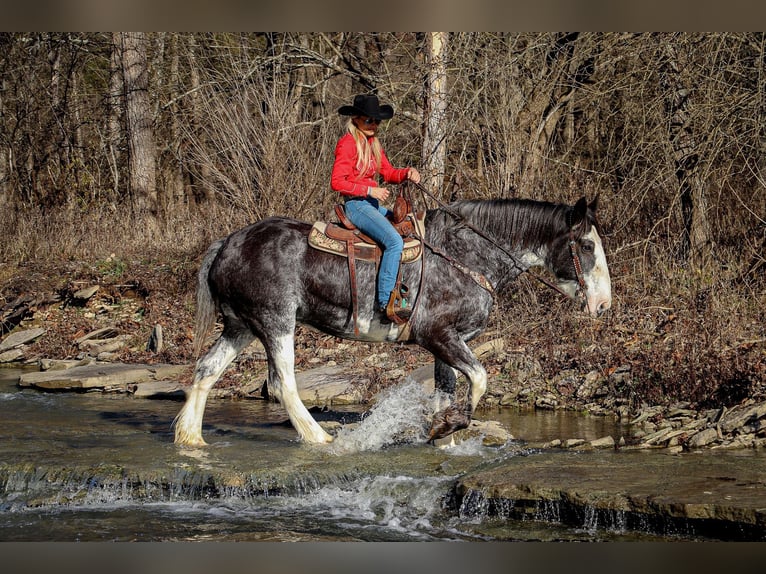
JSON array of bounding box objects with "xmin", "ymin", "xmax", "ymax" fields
[{"xmin": 330, "ymin": 133, "xmax": 409, "ymax": 198}]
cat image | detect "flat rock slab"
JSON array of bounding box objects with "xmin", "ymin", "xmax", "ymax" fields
[
  {"xmin": 131, "ymin": 379, "xmax": 185, "ymax": 399},
  {"xmin": 18, "ymin": 362, "xmax": 190, "ymax": 391},
  {"xmin": 295, "ymin": 365, "xmax": 364, "ymax": 404},
  {"xmin": 0, "ymin": 328, "xmax": 46, "ymax": 352},
  {"xmin": 455, "ymin": 448, "xmax": 766, "ymax": 539}
]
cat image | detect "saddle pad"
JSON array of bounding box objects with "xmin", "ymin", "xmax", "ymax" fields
[{"xmin": 308, "ymin": 217, "xmax": 424, "ymax": 264}]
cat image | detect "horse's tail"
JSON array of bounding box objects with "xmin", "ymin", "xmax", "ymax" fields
[{"xmin": 193, "ymin": 238, "xmax": 225, "ymax": 357}]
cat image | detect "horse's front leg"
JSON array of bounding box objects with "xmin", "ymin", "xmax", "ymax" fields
[
  {"xmin": 434, "ymin": 357, "xmax": 457, "ymax": 395},
  {"xmin": 426, "ymin": 338, "xmax": 488, "ymax": 442}
]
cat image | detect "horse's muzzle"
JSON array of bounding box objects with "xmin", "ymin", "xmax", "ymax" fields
[{"xmin": 584, "ymin": 293, "xmax": 612, "ymax": 317}]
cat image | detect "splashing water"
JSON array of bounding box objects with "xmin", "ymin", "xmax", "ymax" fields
[{"xmin": 330, "ymin": 381, "xmax": 446, "ymax": 454}]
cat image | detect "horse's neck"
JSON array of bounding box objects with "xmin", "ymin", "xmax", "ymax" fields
[
  {"xmin": 436, "ymin": 201, "xmax": 557, "ymax": 288},
  {"xmin": 426, "ymin": 224, "xmax": 539, "ymax": 290}
]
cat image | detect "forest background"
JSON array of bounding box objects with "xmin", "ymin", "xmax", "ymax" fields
[{"xmin": 1, "ymin": 32, "xmax": 765, "ymax": 411}]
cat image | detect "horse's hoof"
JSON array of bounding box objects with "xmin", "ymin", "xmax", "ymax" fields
[
  {"xmin": 174, "ymin": 435, "xmax": 208, "ymax": 447},
  {"xmin": 427, "ymin": 403, "xmax": 471, "ymax": 443}
]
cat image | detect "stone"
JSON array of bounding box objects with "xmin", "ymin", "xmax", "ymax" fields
[
  {"xmin": 0, "ymin": 348, "xmax": 24, "ymax": 363},
  {"xmin": 147, "ymin": 324, "xmax": 164, "ymax": 353},
  {"xmin": 80, "ymin": 336, "xmax": 131, "ymax": 355},
  {"xmin": 454, "ymin": 448, "xmax": 766, "ymax": 539},
  {"xmin": 0, "ymin": 327, "xmax": 46, "ymax": 352},
  {"xmin": 590, "ymin": 436, "xmax": 615, "ymax": 449},
  {"xmin": 18, "ymin": 362, "xmax": 190, "ymax": 391},
  {"xmin": 39, "ymin": 359, "xmax": 87, "ymax": 371},
  {"xmin": 472, "ymin": 338, "xmax": 504, "ymax": 358},
  {"xmin": 75, "ymin": 327, "xmax": 121, "ymax": 345},
  {"xmin": 294, "ymin": 365, "xmax": 364, "ymax": 405},
  {"xmin": 535, "ymin": 394, "xmax": 558, "ymax": 410},
  {"xmin": 131, "ymin": 380, "xmax": 185, "ymax": 399},
  {"xmin": 72, "ymin": 285, "xmax": 99, "ymax": 301},
  {"xmin": 688, "ymin": 428, "xmax": 719, "ymax": 448},
  {"xmin": 719, "ymin": 403, "xmax": 766, "ymax": 434}
]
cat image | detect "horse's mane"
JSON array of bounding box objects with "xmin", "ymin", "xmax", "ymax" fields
[{"xmin": 445, "ymin": 198, "xmax": 573, "ymax": 248}]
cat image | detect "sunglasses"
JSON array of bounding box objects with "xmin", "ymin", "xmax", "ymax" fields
[{"xmin": 362, "ymin": 117, "xmax": 381, "ymax": 125}]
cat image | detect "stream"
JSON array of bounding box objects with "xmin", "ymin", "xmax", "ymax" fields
[{"xmin": 1, "ymin": 365, "xmax": 763, "ymax": 541}]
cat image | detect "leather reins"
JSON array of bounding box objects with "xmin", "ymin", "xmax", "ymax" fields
[{"xmin": 405, "ymin": 181, "xmax": 589, "ymax": 303}]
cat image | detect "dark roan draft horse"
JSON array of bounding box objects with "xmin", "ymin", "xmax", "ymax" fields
[{"xmin": 173, "ymin": 195, "xmax": 612, "ymax": 446}]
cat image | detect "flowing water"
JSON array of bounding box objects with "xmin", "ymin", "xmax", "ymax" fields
[{"xmin": 0, "ymin": 365, "xmax": 758, "ymax": 541}]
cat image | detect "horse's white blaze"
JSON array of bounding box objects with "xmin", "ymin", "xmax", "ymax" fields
[
  {"xmin": 174, "ymin": 338, "xmax": 240, "ymax": 446},
  {"xmin": 272, "ymin": 334, "xmax": 333, "ymax": 444},
  {"xmin": 583, "ymin": 227, "xmax": 612, "ymax": 317}
]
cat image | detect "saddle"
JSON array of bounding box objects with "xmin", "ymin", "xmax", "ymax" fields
[{"xmin": 308, "ymin": 195, "xmax": 425, "ymax": 335}]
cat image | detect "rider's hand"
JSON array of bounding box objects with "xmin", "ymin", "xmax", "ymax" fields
[
  {"xmin": 369, "ymin": 187, "xmax": 390, "ymax": 201},
  {"xmin": 406, "ymin": 168, "xmax": 421, "ymax": 184}
]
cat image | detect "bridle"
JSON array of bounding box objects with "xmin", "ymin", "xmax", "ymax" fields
[
  {"xmin": 568, "ymin": 230, "xmax": 589, "ymax": 303},
  {"xmin": 406, "ymin": 181, "xmax": 589, "ymax": 303}
]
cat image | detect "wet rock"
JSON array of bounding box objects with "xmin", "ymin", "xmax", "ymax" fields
[
  {"xmin": 130, "ymin": 380, "xmax": 185, "ymax": 399},
  {"xmin": 590, "ymin": 436, "xmax": 615, "ymax": 449},
  {"xmin": 18, "ymin": 362, "xmax": 190, "ymax": 391},
  {"xmin": 457, "ymin": 419, "xmax": 514, "ymax": 446},
  {"xmin": 535, "ymin": 393, "xmax": 558, "ymax": 410},
  {"xmin": 565, "ymin": 438, "xmax": 586, "ymax": 448},
  {"xmin": 453, "ymin": 449, "xmax": 766, "ymax": 540},
  {"xmin": 688, "ymin": 428, "xmax": 719, "ymax": 448},
  {"xmin": 294, "ymin": 365, "xmax": 364, "ymax": 405},
  {"xmin": 640, "ymin": 427, "xmax": 674, "ymax": 446}
]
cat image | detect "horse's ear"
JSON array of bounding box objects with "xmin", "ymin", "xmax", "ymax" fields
[{"xmin": 569, "ymin": 197, "xmax": 588, "ymax": 233}]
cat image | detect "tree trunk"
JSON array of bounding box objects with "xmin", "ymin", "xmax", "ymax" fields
[
  {"xmin": 108, "ymin": 32, "xmax": 123, "ymax": 198},
  {"xmin": 422, "ymin": 32, "xmax": 449, "ymax": 196},
  {"xmin": 119, "ymin": 32, "xmax": 157, "ymax": 214},
  {"xmin": 517, "ymin": 33, "xmax": 581, "ymax": 193},
  {"xmin": 663, "ymin": 38, "xmax": 711, "ymax": 266},
  {"xmin": 187, "ymin": 34, "xmax": 214, "ymax": 204},
  {"xmin": 164, "ymin": 32, "xmax": 186, "ymax": 207}
]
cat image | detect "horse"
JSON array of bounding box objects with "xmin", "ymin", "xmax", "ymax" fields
[{"xmin": 173, "ymin": 195, "xmax": 612, "ymax": 447}]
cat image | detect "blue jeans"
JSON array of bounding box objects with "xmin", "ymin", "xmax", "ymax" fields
[{"xmin": 343, "ymin": 198, "xmax": 403, "ymax": 309}]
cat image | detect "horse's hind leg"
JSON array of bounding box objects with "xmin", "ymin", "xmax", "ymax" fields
[
  {"xmin": 263, "ymin": 332, "xmax": 333, "ymax": 444},
  {"xmin": 173, "ymin": 326, "xmax": 255, "ymax": 446}
]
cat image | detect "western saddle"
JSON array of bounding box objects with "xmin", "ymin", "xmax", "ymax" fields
[{"xmin": 308, "ymin": 195, "xmax": 424, "ymax": 335}]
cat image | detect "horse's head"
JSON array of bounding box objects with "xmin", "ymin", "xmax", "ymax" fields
[{"xmin": 550, "ymin": 196, "xmax": 612, "ymax": 317}]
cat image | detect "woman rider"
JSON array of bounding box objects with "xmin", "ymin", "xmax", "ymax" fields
[{"xmin": 331, "ymin": 94, "xmax": 421, "ymax": 319}]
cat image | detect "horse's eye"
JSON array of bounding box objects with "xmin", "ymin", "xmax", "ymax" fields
[{"xmin": 581, "ymin": 242, "xmax": 594, "ymax": 253}]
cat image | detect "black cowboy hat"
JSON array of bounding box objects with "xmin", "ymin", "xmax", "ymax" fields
[{"xmin": 338, "ymin": 94, "xmax": 394, "ymax": 120}]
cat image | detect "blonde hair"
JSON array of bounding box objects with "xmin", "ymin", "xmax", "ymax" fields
[{"xmin": 345, "ymin": 118, "xmax": 382, "ymax": 176}]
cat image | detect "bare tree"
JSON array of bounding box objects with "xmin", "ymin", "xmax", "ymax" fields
[
  {"xmin": 117, "ymin": 32, "xmax": 157, "ymax": 214},
  {"xmin": 422, "ymin": 32, "xmax": 449, "ymax": 195},
  {"xmin": 662, "ymin": 35, "xmax": 711, "ymax": 266}
]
